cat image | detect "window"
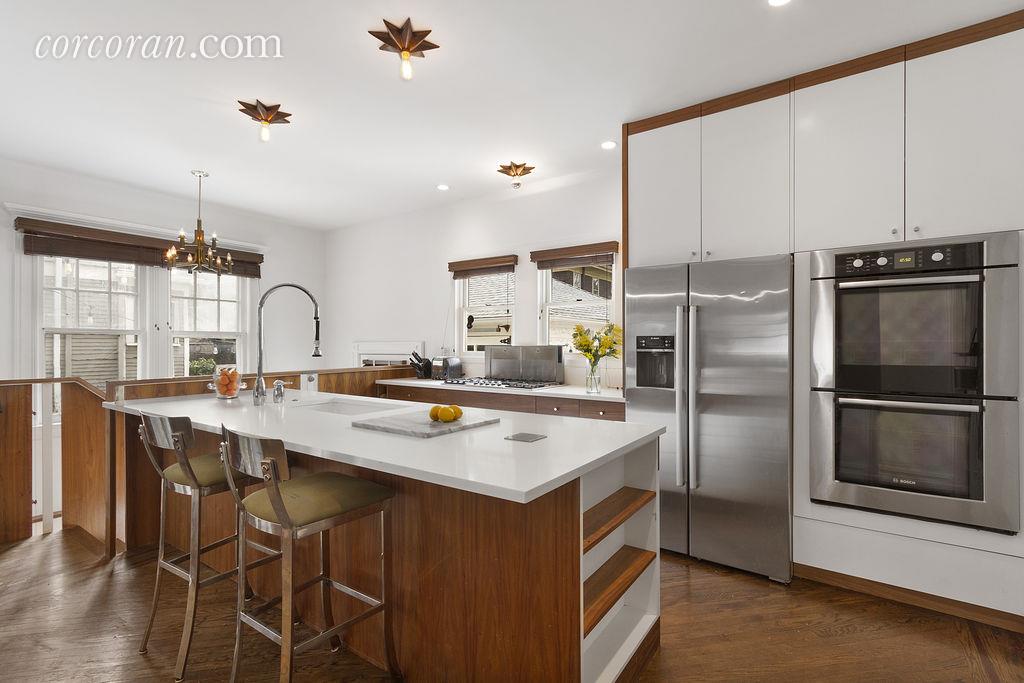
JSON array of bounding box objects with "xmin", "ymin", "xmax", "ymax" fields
[
  {"xmin": 461, "ymin": 272, "xmax": 515, "ymax": 352},
  {"xmin": 170, "ymin": 270, "xmax": 243, "ymax": 376},
  {"xmin": 41, "ymin": 256, "xmax": 140, "ymax": 391},
  {"xmin": 542, "ymin": 263, "xmax": 614, "ymax": 348}
]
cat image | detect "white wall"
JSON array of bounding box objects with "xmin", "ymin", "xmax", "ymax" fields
[
  {"xmin": 322, "ymin": 170, "xmax": 622, "ymax": 383},
  {"xmin": 0, "ymin": 157, "xmax": 329, "ymax": 377}
]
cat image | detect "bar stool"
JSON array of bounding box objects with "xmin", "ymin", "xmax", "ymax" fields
[
  {"xmin": 136, "ymin": 412, "xmax": 266, "ymax": 682},
  {"xmin": 219, "ymin": 425, "xmax": 402, "ymax": 682}
]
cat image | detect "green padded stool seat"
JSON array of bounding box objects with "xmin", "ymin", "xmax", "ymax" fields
[
  {"xmin": 242, "ymin": 471, "xmax": 394, "ymax": 527},
  {"xmin": 163, "ymin": 453, "xmax": 249, "ymax": 488}
]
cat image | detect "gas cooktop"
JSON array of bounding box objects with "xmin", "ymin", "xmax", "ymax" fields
[{"xmin": 444, "ymin": 377, "xmax": 561, "ymax": 390}]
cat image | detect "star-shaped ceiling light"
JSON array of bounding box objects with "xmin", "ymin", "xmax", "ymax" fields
[
  {"xmin": 369, "ymin": 18, "xmax": 439, "ymax": 81},
  {"xmin": 497, "ymin": 162, "xmax": 535, "ymax": 189},
  {"xmin": 238, "ymin": 99, "xmax": 291, "ymax": 143}
]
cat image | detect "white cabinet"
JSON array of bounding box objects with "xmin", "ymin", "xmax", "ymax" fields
[
  {"xmin": 907, "ymin": 30, "xmax": 1024, "ymax": 240},
  {"xmin": 701, "ymin": 94, "xmax": 791, "ymax": 261},
  {"xmin": 795, "ymin": 63, "xmax": 905, "ymax": 252},
  {"xmin": 627, "ymin": 119, "xmax": 701, "ymax": 267}
]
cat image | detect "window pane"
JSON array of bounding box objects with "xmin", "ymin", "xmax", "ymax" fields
[
  {"xmin": 466, "ymin": 308, "xmax": 512, "ymax": 351},
  {"xmin": 196, "ymin": 271, "xmax": 218, "ymax": 299},
  {"xmin": 45, "ymin": 331, "xmax": 139, "ymax": 390},
  {"xmin": 466, "ymin": 272, "xmax": 515, "ymax": 309},
  {"xmin": 111, "ymin": 262, "xmax": 137, "ymax": 293},
  {"xmin": 173, "ymin": 337, "xmax": 238, "ymax": 377},
  {"xmin": 196, "ymin": 299, "xmax": 218, "ymax": 331},
  {"xmin": 111, "ymin": 293, "xmax": 137, "ymax": 329},
  {"xmin": 43, "ymin": 256, "xmax": 76, "ymax": 289},
  {"xmin": 43, "ymin": 289, "xmax": 76, "ymax": 328},
  {"xmin": 464, "ymin": 272, "xmax": 514, "ymax": 352},
  {"xmin": 79, "ymin": 291, "xmax": 110, "ymax": 328},
  {"xmin": 170, "ymin": 269, "xmax": 194, "ymax": 297},
  {"xmin": 219, "ymin": 275, "xmax": 238, "ymax": 301},
  {"xmin": 79, "ymin": 260, "xmax": 109, "ymax": 291},
  {"xmin": 171, "ymin": 297, "xmax": 194, "ymax": 331},
  {"xmin": 546, "ymin": 264, "xmax": 612, "ymax": 348},
  {"xmin": 220, "ymin": 301, "xmax": 238, "ymax": 332}
]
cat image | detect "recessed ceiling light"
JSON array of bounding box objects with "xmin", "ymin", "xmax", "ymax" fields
[
  {"xmin": 768, "ymin": 0, "xmax": 791, "ymax": 6},
  {"xmin": 436, "ymin": 184, "xmax": 450, "ymax": 191},
  {"xmin": 601, "ymin": 140, "xmax": 618, "ymax": 150}
]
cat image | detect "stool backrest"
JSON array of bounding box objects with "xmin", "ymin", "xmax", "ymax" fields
[
  {"xmin": 139, "ymin": 412, "xmax": 200, "ymax": 489},
  {"xmin": 220, "ymin": 424, "xmax": 293, "ymax": 527}
]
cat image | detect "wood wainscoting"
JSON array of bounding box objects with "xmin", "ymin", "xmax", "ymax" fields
[
  {"xmin": 0, "ymin": 385, "xmax": 33, "ymax": 544},
  {"xmin": 793, "ymin": 563, "xmax": 1024, "ymax": 635}
]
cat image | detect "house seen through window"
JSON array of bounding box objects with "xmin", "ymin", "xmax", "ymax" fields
[
  {"xmin": 462, "ymin": 272, "xmax": 515, "ymax": 352},
  {"xmin": 543, "ymin": 262, "xmax": 613, "ymax": 348}
]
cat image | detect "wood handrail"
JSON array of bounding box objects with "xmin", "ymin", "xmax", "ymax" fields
[{"xmin": 0, "ymin": 376, "xmax": 105, "ymax": 400}]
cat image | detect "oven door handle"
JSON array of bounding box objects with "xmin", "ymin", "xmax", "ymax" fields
[
  {"xmin": 836, "ymin": 397, "xmax": 981, "ymax": 413},
  {"xmin": 837, "ymin": 274, "xmax": 981, "ymax": 289}
]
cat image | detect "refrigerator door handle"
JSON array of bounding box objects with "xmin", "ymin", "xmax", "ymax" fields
[
  {"xmin": 675, "ymin": 305, "xmax": 687, "ymax": 487},
  {"xmin": 687, "ymin": 304, "xmax": 699, "ymax": 490}
]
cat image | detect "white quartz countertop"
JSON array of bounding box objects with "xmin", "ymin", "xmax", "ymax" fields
[
  {"xmin": 375, "ymin": 377, "xmax": 625, "ymax": 403},
  {"xmin": 103, "ymin": 390, "xmax": 660, "ymax": 504}
]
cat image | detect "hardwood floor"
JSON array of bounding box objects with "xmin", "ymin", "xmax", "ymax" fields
[
  {"xmin": 642, "ymin": 552, "xmax": 1024, "ymax": 682},
  {"xmin": 1, "ymin": 533, "xmax": 1022, "ymax": 681}
]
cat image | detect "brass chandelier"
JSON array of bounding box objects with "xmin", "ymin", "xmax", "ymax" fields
[{"xmin": 165, "ymin": 170, "xmax": 232, "ymax": 275}]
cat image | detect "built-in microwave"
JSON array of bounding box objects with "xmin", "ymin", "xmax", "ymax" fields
[{"xmin": 809, "ymin": 231, "xmax": 1020, "ymax": 532}]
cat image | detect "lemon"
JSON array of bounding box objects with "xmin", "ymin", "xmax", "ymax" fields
[
  {"xmin": 449, "ymin": 405, "xmax": 463, "ymax": 419},
  {"xmin": 437, "ymin": 406, "xmax": 457, "ymax": 423},
  {"xmin": 429, "ymin": 405, "xmax": 442, "ymax": 421}
]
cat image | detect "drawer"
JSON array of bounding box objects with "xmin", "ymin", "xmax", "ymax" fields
[
  {"xmin": 385, "ymin": 385, "xmax": 455, "ymax": 404},
  {"xmin": 580, "ymin": 400, "xmax": 625, "ymax": 422},
  {"xmin": 536, "ymin": 397, "xmax": 581, "ymax": 417},
  {"xmin": 457, "ymin": 391, "xmax": 536, "ymax": 413}
]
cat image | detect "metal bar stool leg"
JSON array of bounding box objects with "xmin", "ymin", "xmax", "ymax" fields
[
  {"xmin": 138, "ymin": 485, "xmax": 168, "ymax": 654},
  {"xmin": 280, "ymin": 534, "xmax": 296, "ymax": 682},
  {"xmin": 230, "ymin": 509, "xmax": 247, "ymax": 683},
  {"xmin": 174, "ymin": 490, "xmax": 203, "ymax": 681},
  {"xmin": 381, "ymin": 506, "xmax": 402, "ymax": 677},
  {"xmin": 320, "ymin": 530, "xmax": 342, "ymax": 652}
]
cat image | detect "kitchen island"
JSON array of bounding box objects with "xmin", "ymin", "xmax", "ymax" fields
[{"xmin": 104, "ymin": 389, "xmax": 663, "ymax": 682}]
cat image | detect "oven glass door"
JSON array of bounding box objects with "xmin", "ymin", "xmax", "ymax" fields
[
  {"xmin": 835, "ymin": 274, "xmax": 982, "ymax": 396},
  {"xmin": 834, "ymin": 396, "xmax": 983, "ymax": 500}
]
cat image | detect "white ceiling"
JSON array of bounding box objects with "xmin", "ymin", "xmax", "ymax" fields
[{"xmin": 2, "ymin": 0, "xmax": 1021, "ymax": 231}]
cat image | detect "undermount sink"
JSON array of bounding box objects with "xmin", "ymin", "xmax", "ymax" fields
[{"xmin": 294, "ymin": 397, "xmax": 395, "ymax": 416}]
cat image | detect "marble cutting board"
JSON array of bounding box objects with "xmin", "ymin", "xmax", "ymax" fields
[{"xmin": 351, "ymin": 409, "xmax": 500, "ymax": 438}]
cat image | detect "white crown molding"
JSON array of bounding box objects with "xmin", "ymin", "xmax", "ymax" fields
[{"xmin": 2, "ymin": 202, "xmax": 266, "ymax": 253}]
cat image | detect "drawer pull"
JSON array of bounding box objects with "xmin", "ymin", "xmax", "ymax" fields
[
  {"xmin": 598, "ymin": 410, "xmax": 605, "ymax": 416},
  {"xmin": 553, "ymin": 407, "xmax": 559, "ymax": 412}
]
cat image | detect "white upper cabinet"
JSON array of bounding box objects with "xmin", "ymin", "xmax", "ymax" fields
[
  {"xmin": 795, "ymin": 63, "xmax": 905, "ymax": 252},
  {"xmin": 627, "ymin": 119, "xmax": 702, "ymax": 267},
  {"xmin": 907, "ymin": 30, "xmax": 1024, "ymax": 240},
  {"xmin": 701, "ymin": 94, "xmax": 791, "ymax": 261}
]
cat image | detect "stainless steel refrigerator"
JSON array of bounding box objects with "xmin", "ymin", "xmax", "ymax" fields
[{"xmin": 624, "ymin": 256, "xmax": 793, "ymax": 582}]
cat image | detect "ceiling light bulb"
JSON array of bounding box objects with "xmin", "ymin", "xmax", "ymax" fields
[
  {"xmin": 400, "ymin": 51, "xmax": 413, "ymax": 80},
  {"xmin": 436, "ymin": 184, "xmax": 450, "ymax": 191},
  {"xmin": 601, "ymin": 140, "xmax": 617, "ymax": 150},
  {"xmin": 259, "ymin": 121, "xmax": 271, "ymax": 142},
  {"xmin": 768, "ymin": 0, "xmax": 791, "ymax": 5},
  {"xmin": 511, "ymin": 180, "xmax": 522, "ymax": 190}
]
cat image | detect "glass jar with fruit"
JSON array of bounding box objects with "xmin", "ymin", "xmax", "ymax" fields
[{"xmin": 208, "ymin": 365, "xmax": 247, "ymax": 400}]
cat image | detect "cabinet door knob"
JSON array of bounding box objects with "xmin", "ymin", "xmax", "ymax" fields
[
  {"xmin": 598, "ymin": 410, "xmax": 605, "ymax": 416},
  {"xmin": 891, "ymin": 228, "xmax": 899, "ymax": 236},
  {"xmin": 690, "ymin": 250, "xmax": 697, "ymax": 257},
  {"xmin": 553, "ymin": 406, "xmax": 559, "ymax": 412},
  {"xmin": 913, "ymin": 226, "xmax": 921, "ymax": 233},
  {"xmin": 705, "ymin": 250, "xmax": 711, "ymax": 256}
]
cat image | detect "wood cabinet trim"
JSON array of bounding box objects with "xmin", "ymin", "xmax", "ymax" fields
[
  {"xmin": 582, "ymin": 487, "xmax": 656, "ymax": 554},
  {"xmin": 624, "ymin": 9, "xmax": 1024, "ymax": 135},
  {"xmin": 794, "ymin": 46, "xmax": 906, "ymax": 90},
  {"xmin": 700, "ymin": 79, "xmax": 793, "ymax": 117},
  {"xmin": 906, "ymin": 9, "xmax": 1024, "ymax": 60},
  {"xmin": 793, "ymin": 563, "xmax": 1024, "ymax": 635}
]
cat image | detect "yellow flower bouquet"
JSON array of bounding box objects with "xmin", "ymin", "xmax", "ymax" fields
[{"xmin": 571, "ymin": 322, "xmax": 623, "ymax": 394}]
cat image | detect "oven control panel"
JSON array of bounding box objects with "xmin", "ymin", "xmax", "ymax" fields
[{"xmin": 835, "ymin": 242, "xmax": 983, "ymax": 276}]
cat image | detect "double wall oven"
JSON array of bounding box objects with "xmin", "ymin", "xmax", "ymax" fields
[{"xmin": 810, "ymin": 231, "xmax": 1020, "ymax": 533}]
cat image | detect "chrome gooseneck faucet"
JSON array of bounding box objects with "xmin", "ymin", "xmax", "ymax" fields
[{"xmin": 254, "ymin": 283, "xmax": 321, "ymax": 406}]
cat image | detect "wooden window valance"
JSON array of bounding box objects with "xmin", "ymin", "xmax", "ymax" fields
[
  {"xmin": 529, "ymin": 241, "xmax": 619, "ymax": 271},
  {"xmin": 15, "ymin": 217, "xmax": 264, "ymax": 278},
  {"xmin": 447, "ymin": 254, "xmax": 518, "ymax": 280}
]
